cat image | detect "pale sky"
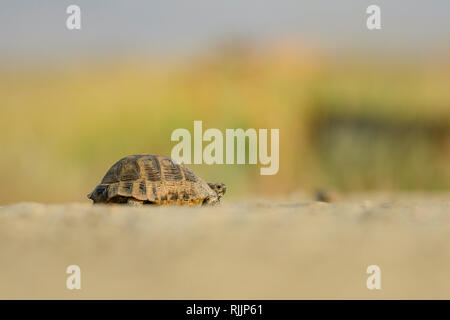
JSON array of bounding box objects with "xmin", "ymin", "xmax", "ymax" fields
[{"xmin": 0, "ymin": 0, "xmax": 449, "ymax": 62}]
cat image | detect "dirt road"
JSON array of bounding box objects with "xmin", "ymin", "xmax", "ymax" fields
[{"xmin": 0, "ymin": 194, "xmax": 449, "ymax": 299}]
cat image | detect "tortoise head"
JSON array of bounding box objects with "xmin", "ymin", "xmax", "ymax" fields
[
  {"xmin": 87, "ymin": 184, "xmax": 109, "ymax": 204},
  {"xmin": 207, "ymin": 182, "xmax": 226, "ymax": 200}
]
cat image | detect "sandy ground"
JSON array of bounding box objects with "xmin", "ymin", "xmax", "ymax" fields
[{"xmin": 0, "ymin": 193, "xmax": 449, "ymax": 299}]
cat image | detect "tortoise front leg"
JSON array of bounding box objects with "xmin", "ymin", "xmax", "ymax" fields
[
  {"xmin": 203, "ymin": 196, "xmax": 220, "ymax": 206},
  {"xmin": 127, "ymin": 198, "xmax": 144, "ymax": 206}
]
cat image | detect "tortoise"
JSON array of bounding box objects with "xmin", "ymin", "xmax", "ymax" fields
[{"xmin": 88, "ymin": 154, "xmax": 226, "ymax": 205}]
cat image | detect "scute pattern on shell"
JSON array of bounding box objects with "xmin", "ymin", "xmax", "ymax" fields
[{"xmin": 90, "ymin": 154, "xmax": 216, "ymax": 205}]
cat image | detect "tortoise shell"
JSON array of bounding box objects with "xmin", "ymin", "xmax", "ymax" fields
[{"xmin": 88, "ymin": 154, "xmax": 220, "ymax": 205}]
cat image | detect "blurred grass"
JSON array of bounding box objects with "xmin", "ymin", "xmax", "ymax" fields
[{"xmin": 0, "ymin": 45, "xmax": 449, "ymax": 204}]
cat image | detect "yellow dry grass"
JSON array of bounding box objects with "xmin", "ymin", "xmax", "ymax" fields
[{"xmin": 0, "ymin": 49, "xmax": 449, "ymax": 204}]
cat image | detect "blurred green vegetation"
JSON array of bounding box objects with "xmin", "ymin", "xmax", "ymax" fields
[{"xmin": 0, "ymin": 46, "xmax": 449, "ymax": 204}]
